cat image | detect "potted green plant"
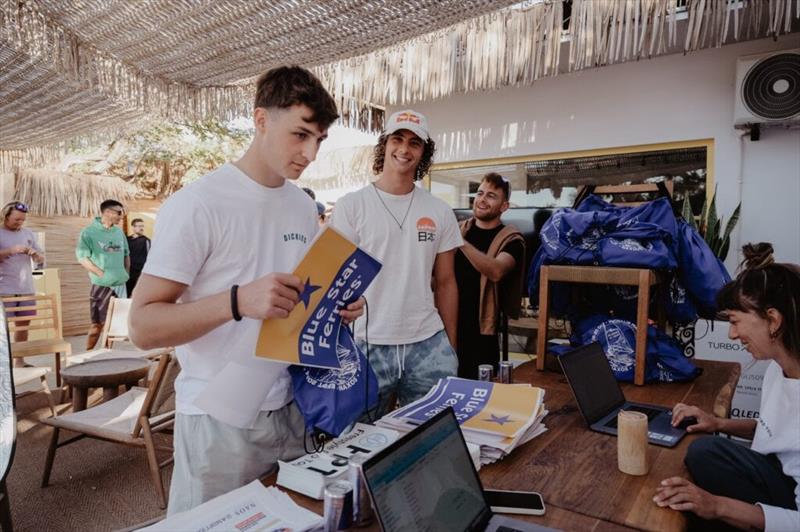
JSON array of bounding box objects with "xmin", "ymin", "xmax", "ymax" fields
[{"xmin": 681, "ymin": 186, "xmax": 740, "ymax": 261}]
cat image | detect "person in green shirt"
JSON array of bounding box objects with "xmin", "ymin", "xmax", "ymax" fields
[{"xmin": 76, "ymin": 199, "xmax": 130, "ymax": 349}]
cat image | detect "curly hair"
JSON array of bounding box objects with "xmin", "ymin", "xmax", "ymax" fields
[{"xmin": 372, "ymin": 133, "xmax": 436, "ymax": 181}]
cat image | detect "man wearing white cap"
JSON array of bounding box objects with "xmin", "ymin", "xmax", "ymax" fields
[{"xmin": 331, "ymin": 109, "xmax": 462, "ymax": 416}]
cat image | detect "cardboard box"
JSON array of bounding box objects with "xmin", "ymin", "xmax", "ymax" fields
[{"xmin": 693, "ymin": 320, "xmax": 768, "ymax": 421}]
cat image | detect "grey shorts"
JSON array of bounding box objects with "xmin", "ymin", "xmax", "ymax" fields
[
  {"xmin": 167, "ymin": 401, "xmax": 307, "ymax": 515},
  {"xmin": 89, "ymin": 285, "xmax": 115, "ymax": 324}
]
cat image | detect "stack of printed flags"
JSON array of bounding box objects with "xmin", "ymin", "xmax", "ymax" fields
[{"xmin": 376, "ymin": 377, "xmax": 547, "ymax": 466}]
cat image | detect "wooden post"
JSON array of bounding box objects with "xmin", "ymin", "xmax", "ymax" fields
[
  {"xmin": 536, "ymin": 266, "xmax": 550, "ymax": 372},
  {"xmin": 634, "ymin": 270, "xmax": 651, "ymax": 385}
]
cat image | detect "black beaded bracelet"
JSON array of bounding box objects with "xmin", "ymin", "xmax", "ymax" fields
[{"xmin": 230, "ymin": 284, "xmax": 242, "ymax": 321}]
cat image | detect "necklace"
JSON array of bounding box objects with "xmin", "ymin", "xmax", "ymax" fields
[{"xmin": 373, "ymin": 183, "xmax": 415, "ymax": 231}]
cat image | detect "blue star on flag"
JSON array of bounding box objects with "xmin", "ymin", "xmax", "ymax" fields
[
  {"xmin": 484, "ymin": 414, "xmax": 513, "ymax": 425},
  {"xmin": 298, "ymin": 277, "xmax": 321, "ymax": 309}
]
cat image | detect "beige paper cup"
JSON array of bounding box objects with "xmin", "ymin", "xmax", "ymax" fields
[{"xmin": 617, "ymin": 410, "xmax": 649, "ymax": 476}]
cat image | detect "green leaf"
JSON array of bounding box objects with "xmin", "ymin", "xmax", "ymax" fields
[
  {"xmin": 706, "ymin": 190, "xmax": 718, "ymax": 239},
  {"xmin": 719, "ymin": 238, "xmax": 730, "ymax": 262},
  {"xmin": 721, "ymin": 203, "xmax": 741, "ymax": 245}
]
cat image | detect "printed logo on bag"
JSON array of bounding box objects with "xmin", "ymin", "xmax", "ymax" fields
[
  {"xmin": 541, "ymin": 211, "xmax": 564, "ymax": 251},
  {"xmin": 613, "ymin": 285, "xmax": 639, "ymax": 301},
  {"xmin": 416, "ymin": 217, "xmax": 436, "ymax": 242},
  {"xmin": 591, "ymin": 319, "xmax": 636, "ymax": 373},
  {"xmin": 302, "ymin": 336, "xmax": 362, "ymax": 391},
  {"xmin": 608, "ymin": 238, "xmax": 653, "ymax": 252}
]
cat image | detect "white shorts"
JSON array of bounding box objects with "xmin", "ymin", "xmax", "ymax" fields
[{"xmin": 167, "ymin": 401, "xmax": 307, "ymax": 515}]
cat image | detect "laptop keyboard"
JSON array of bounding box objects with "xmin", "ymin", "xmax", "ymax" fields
[{"xmin": 603, "ymin": 405, "xmax": 663, "ymax": 429}]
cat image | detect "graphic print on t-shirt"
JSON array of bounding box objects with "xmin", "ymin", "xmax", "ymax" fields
[
  {"xmin": 416, "ymin": 217, "xmax": 437, "ymax": 242},
  {"xmin": 99, "ymin": 239, "xmax": 124, "ymax": 253}
]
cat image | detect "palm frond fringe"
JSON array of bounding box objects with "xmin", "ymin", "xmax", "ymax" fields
[
  {"xmin": 315, "ymin": 0, "xmax": 797, "ymax": 107},
  {"xmin": 1, "ymin": 0, "xmax": 796, "ymax": 172},
  {"xmin": 14, "ymin": 168, "xmax": 137, "ymax": 218}
]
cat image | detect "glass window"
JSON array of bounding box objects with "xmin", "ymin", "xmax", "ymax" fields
[{"xmin": 429, "ymin": 142, "xmax": 710, "ymax": 216}]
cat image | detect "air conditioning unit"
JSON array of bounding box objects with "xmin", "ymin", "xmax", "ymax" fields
[{"xmin": 734, "ymin": 49, "xmax": 800, "ymax": 129}]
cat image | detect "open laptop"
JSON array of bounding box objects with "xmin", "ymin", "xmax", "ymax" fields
[
  {"xmin": 361, "ymin": 408, "xmax": 555, "ymax": 532},
  {"xmin": 557, "ymin": 343, "xmax": 686, "ymax": 448}
]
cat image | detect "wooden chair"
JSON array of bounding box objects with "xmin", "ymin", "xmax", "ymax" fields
[
  {"xmin": 537, "ymin": 181, "xmax": 673, "ymax": 385},
  {"xmin": 98, "ymin": 297, "xmax": 131, "ymax": 348},
  {"xmin": 12, "ymin": 366, "xmax": 57, "ymax": 418},
  {"xmin": 2, "ymin": 294, "xmax": 71, "ymax": 387},
  {"xmin": 536, "ymin": 265, "xmax": 665, "ymax": 385},
  {"xmin": 41, "ymin": 351, "xmax": 179, "ymax": 508},
  {"xmin": 68, "ymin": 298, "xmax": 172, "ymax": 365}
]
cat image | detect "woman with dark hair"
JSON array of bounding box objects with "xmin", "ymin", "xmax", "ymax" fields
[{"xmin": 654, "ymin": 243, "xmax": 799, "ymax": 530}]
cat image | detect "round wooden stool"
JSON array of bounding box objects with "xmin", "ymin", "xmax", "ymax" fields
[{"xmin": 60, "ymin": 357, "xmax": 150, "ymax": 411}]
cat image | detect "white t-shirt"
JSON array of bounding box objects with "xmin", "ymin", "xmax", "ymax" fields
[
  {"xmin": 143, "ymin": 163, "xmax": 318, "ymax": 422},
  {"xmin": 331, "ymin": 183, "xmax": 462, "ymax": 344},
  {"xmin": 752, "ymin": 360, "xmax": 800, "ymax": 532}
]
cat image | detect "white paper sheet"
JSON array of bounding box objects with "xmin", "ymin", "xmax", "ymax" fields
[{"xmin": 140, "ymin": 480, "xmax": 321, "ymax": 532}]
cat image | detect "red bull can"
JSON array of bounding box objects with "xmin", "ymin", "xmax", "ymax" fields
[
  {"xmin": 478, "ymin": 364, "xmax": 494, "ymax": 381},
  {"xmin": 348, "ymin": 454, "xmax": 374, "ymax": 527},
  {"xmin": 324, "ymin": 480, "xmax": 353, "ymax": 531},
  {"xmin": 499, "ymin": 361, "xmax": 514, "ymax": 383}
]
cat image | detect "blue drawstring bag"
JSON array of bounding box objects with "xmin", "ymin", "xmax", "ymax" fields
[
  {"xmin": 597, "ymin": 198, "xmax": 678, "ymax": 269},
  {"xmin": 675, "ymin": 220, "xmax": 731, "ymax": 319},
  {"xmin": 289, "ymin": 326, "xmax": 379, "ymax": 438},
  {"xmin": 569, "ymin": 314, "xmax": 700, "ymax": 383},
  {"xmin": 664, "ymin": 274, "xmax": 699, "ymax": 324}
]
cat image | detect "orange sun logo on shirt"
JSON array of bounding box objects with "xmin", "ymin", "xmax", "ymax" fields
[{"xmin": 416, "ymin": 217, "xmax": 436, "ymax": 242}]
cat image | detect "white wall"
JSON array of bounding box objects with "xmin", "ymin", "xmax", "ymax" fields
[{"xmin": 404, "ymin": 36, "xmax": 800, "ymax": 269}]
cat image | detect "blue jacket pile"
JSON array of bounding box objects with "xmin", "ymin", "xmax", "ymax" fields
[{"xmin": 527, "ymin": 195, "xmax": 731, "ymax": 382}]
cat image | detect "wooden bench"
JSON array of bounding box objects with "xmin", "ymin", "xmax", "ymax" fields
[{"xmin": 3, "ymin": 294, "xmax": 72, "ymax": 387}]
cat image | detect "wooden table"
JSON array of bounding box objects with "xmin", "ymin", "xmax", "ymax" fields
[
  {"xmin": 60, "ymin": 357, "xmax": 150, "ymax": 411},
  {"xmin": 480, "ymin": 359, "xmax": 739, "ymax": 531},
  {"xmin": 266, "ymin": 359, "xmax": 739, "ymax": 531}
]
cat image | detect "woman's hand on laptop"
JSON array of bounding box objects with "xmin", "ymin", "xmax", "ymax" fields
[{"xmin": 670, "ymin": 403, "xmax": 717, "ymax": 433}]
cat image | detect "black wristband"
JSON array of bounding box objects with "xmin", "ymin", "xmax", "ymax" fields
[{"xmin": 230, "ymin": 284, "xmax": 242, "ymax": 321}]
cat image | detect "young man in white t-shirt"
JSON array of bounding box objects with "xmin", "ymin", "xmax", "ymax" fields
[
  {"xmin": 331, "ymin": 109, "xmax": 462, "ymax": 416},
  {"xmin": 129, "ymin": 66, "xmax": 363, "ymax": 514}
]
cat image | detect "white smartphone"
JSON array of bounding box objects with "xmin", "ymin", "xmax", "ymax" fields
[{"xmin": 484, "ymin": 489, "xmax": 546, "ymax": 516}]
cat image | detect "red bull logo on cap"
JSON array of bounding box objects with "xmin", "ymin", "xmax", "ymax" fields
[
  {"xmin": 416, "ymin": 216, "xmax": 436, "ymax": 242},
  {"xmin": 397, "ymin": 112, "xmax": 421, "ymax": 124}
]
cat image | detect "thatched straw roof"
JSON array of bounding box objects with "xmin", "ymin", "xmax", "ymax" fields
[
  {"xmin": 297, "ymin": 145, "xmax": 375, "ymax": 192},
  {"xmin": 0, "ymin": 0, "xmax": 519, "ymax": 156},
  {"xmin": 0, "ymin": 0, "xmax": 796, "ymax": 171},
  {"xmin": 15, "ymin": 168, "xmax": 137, "ymax": 218}
]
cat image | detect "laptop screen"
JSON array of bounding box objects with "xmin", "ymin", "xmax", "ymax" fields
[
  {"xmin": 362, "ymin": 408, "xmax": 490, "ymax": 532},
  {"xmin": 558, "ymin": 343, "xmax": 626, "ymax": 424}
]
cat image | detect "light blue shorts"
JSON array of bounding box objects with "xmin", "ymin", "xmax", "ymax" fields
[{"xmin": 358, "ymin": 329, "xmax": 458, "ymax": 418}]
